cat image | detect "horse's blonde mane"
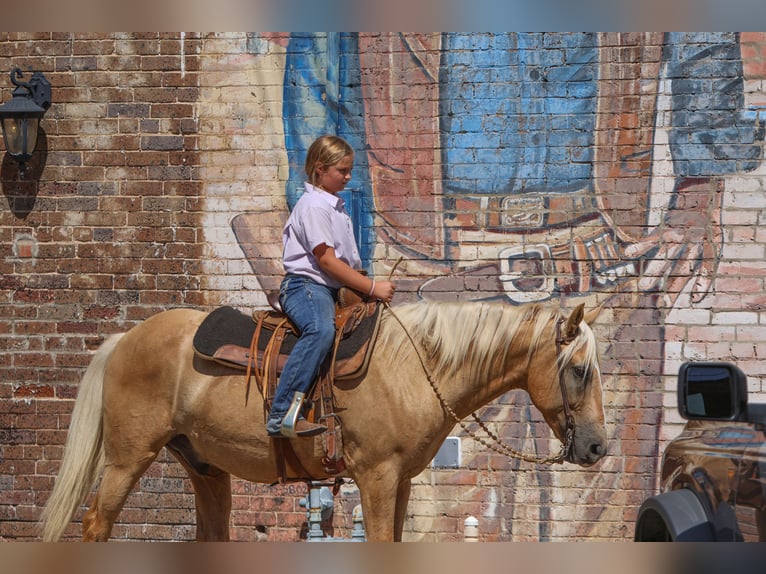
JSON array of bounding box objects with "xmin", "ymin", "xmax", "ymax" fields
[
  {"xmin": 380, "ymin": 300, "xmax": 598, "ymax": 382},
  {"xmin": 556, "ymin": 315, "xmax": 600, "ymax": 380}
]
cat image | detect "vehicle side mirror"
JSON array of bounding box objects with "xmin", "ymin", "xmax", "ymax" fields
[{"xmin": 678, "ymin": 362, "xmax": 748, "ymax": 421}]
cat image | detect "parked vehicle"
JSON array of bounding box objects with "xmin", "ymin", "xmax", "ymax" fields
[{"xmin": 634, "ymin": 361, "xmax": 766, "ymax": 541}]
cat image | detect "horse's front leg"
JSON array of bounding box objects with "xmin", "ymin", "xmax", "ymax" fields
[
  {"xmin": 356, "ymin": 468, "xmax": 409, "ymax": 542},
  {"xmin": 393, "ymin": 478, "xmax": 412, "ymax": 542}
]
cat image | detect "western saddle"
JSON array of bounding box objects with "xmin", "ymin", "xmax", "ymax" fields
[{"xmin": 193, "ymin": 287, "xmax": 382, "ymax": 481}]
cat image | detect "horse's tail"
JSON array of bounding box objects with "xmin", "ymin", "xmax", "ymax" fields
[{"xmin": 39, "ymin": 333, "xmax": 124, "ymax": 542}]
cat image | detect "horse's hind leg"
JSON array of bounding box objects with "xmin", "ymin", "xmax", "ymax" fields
[
  {"xmin": 82, "ymin": 458, "xmax": 157, "ymax": 541},
  {"xmin": 189, "ymin": 469, "xmax": 231, "ymax": 542},
  {"xmin": 166, "ymin": 437, "xmax": 232, "ymax": 541},
  {"xmin": 186, "ymin": 467, "xmax": 232, "ymax": 541},
  {"xmin": 83, "ymin": 415, "xmax": 169, "ymax": 540}
]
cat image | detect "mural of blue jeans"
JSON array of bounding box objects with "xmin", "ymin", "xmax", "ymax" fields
[
  {"xmin": 438, "ymin": 32, "xmax": 762, "ymax": 199},
  {"xmin": 277, "ymin": 32, "xmax": 763, "ymax": 270},
  {"xmin": 664, "ymin": 32, "xmax": 763, "ymax": 177},
  {"xmin": 281, "ymin": 32, "xmax": 374, "ymax": 270},
  {"xmin": 439, "ymin": 32, "xmax": 598, "ymax": 195}
]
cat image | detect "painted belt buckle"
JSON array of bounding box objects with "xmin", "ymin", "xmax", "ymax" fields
[{"xmin": 498, "ymin": 244, "xmax": 556, "ymax": 303}]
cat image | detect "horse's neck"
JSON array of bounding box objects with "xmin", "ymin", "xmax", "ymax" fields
[
  {"xmin": 381, "ymin": 302, "xmax": 544, "ymax": 420},
  {"xmin": 441, "ymin": 344, "xmax": 531, "ymax": 420}
]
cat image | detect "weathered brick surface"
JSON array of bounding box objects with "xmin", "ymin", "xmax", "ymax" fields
[{"xmin": 1, "ymin": 32, "xmax": 766, "ymax": 542}]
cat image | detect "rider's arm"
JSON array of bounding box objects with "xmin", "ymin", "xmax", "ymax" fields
[{"xmin": 313, "ymin": 244, "xmax": 395, "ymax": 302}]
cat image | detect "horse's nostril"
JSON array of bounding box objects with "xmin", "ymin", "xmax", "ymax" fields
[{"xmin": 589, "ymin": 442, "xmax": 606, "ymax": 460}]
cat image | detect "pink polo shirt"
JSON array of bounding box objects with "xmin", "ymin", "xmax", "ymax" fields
[{"xmin": 282, "ymin": 182, "xmax": 362, "ymax": 288}]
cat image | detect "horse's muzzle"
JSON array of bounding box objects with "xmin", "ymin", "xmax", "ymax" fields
[{"xmin": 570, "ymin": 436, "xmax": 607, "ymax": 466}]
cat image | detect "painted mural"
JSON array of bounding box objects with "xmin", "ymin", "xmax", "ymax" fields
[{"xmin": 225, "ymin": 33, "xmax": 766, "ymax": 539}]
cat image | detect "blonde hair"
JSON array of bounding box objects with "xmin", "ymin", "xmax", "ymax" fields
[{"xmin": 305, "ymin": 135, "xmax": 354, "ymax": 186}]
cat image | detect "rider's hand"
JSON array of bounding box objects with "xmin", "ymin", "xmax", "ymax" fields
[{"xmin": 373, "ymin": 280, "xmax": 395, "ymax": 303}]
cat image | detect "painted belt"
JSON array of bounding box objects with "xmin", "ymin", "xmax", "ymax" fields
[
  {"xmin": 497, "ymin": 229, "xmax": 637, "ymax": 303},
  {"xmin": 420, "ymin": 209, "xmax": 638, "ymax": 303},
  {"xmin": 444, "ymin": 188, "xmax": 599, "ymax": 232}
]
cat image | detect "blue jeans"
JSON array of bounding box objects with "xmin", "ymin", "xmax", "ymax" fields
[{"xmin": 268, "ymin": 274, "xmax": 337, "ymax": 421}]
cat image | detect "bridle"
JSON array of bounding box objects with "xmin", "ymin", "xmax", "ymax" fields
[
  {"xmin": 554, "ymin": 317, "xmax": 577, "ymax": 462},
  {"xmin": 385, "ymin": 305, "xmax": 577, "ymax": 465}
]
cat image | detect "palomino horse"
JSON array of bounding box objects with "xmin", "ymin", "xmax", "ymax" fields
[{"xmin": 41, "ymin": 300, "xmax": 607, "ymax": 542}]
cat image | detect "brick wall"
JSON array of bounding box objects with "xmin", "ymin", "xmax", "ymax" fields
[{"xmin": 1, "ymin": 32, "xmax": 766, "ymax": 542}]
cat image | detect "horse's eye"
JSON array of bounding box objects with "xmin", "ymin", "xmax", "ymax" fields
[{"xmin": 572, "ymin": 366, "xmax": 586, "ymax": 379}]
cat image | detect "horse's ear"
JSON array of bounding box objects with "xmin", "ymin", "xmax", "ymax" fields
[
  {"xmin": 583, "ymin": 301, "xmax": 604, "ymax": 325},
  {"xmin": 564, "ymin": 303, "xmax": 585, "ymax": 342}
]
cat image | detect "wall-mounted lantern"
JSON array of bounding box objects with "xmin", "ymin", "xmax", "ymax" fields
[{"xmin": 0, "ymin": 67, "xmax": 51, "ymax": 171}]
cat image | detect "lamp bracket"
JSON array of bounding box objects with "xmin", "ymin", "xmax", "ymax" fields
[{"xmin": 10, "ymin": 67, "xmax": 51, "ymax": 111}]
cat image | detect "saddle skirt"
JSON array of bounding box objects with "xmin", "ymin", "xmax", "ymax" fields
[{"xmin": 192, "ymin": 302, "xmax": 381, "ymax": 381}]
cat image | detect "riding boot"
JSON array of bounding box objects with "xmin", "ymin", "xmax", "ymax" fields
[{"xmin": 266, "ymin": 392, "xmax": 327, "ymax": 438}]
